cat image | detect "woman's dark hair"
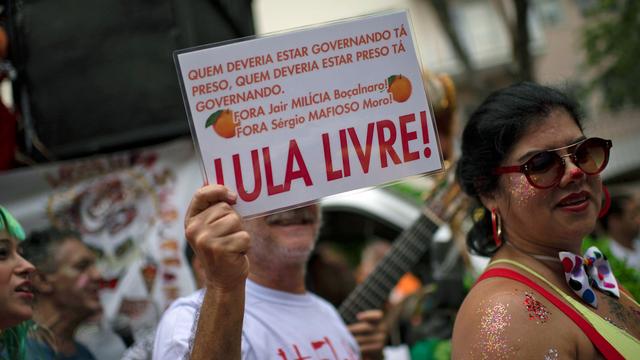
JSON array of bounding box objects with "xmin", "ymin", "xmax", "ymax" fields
[{"xmin": 456, "ymin": 82, "xmax": 584, "ymax": 256}]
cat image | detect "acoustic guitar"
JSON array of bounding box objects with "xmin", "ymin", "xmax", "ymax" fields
[{"xmin": 338, "ymin": 168, "xmax": 469, "ymax": 323}]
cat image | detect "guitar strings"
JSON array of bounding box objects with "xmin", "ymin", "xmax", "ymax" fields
[{"xmin": 340, "ymin": 216, "xmax": 440, "ymax": 321}]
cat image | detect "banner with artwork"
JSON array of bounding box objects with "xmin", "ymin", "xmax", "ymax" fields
[{"xmin": 0, "ymin": 138, "xmax": 201, "ymax": 328}]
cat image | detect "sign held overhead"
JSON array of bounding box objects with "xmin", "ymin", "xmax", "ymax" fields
[{"xmin": 175, "ymin": 10, "xmax": 443, "ymax": 217}]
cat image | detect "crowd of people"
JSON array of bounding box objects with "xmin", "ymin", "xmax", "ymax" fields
[{"xmin": 2, "ymin": 81, "xmax": 640, "ymax": 359}]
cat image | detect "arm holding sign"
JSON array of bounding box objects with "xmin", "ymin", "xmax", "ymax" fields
[
  {"xmin": 154, "ymin": 184, "xmax": 387, "ymax": 359},
  {"xmin": 183, "ymin": 185, "xmax": 249, "ymax": 360}
]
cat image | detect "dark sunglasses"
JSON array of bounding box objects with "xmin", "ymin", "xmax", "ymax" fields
[{"xmin": 495, "ymin": 137, "xmax": 612, "ymax": 189}]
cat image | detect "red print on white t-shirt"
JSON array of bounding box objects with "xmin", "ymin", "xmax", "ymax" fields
[{"xmin": 276, "ymin": 335, "xmax": 358, "ymax": 360}]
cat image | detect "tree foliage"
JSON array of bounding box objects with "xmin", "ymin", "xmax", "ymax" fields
[{"xmin": 583, "ymin": 0, "xmax": 640, "ymax": 110}]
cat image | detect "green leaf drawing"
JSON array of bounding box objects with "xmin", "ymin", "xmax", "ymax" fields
[{"xmin": 387, "ymin": 75, "xmax": 397, "ymax": 88}]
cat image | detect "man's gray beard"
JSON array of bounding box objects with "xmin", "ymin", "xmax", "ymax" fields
[
  {"xmin": 250, "ymin": 207, "xmax": 322, "ymax": 265},
  {"xmin": 251, "ymin": 233, "xmax": 317, "ymax": 265}
]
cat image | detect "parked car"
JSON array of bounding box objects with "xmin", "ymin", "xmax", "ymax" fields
[
  {"xmin": 318, "ymin": 186, "xmax": 422, "ymax": 266},
  {"xmin": 318, "ymin": 185, "xmax": 488, "ymax": 271}
]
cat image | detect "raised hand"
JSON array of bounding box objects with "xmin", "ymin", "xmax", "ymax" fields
[{"xmin": 184, "ymin": 185, "xmax": 251, "ymax": 292}]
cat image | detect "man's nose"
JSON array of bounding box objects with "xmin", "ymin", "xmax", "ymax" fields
[{"xmin": 88, "ymin": 264, "xmax": 102, "ymax": 280}]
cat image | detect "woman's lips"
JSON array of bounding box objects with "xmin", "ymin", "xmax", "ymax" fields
[
  {"xmin": 557, "ymin": 191, "xmax": 590, "ymax": 212},
  {"xmin": 15, "ymin": 282, "xmax": 34, "ymax": 300},
  {"xmin": 16, "ymin": 291, "xmax": 34, "ymax": 300}
]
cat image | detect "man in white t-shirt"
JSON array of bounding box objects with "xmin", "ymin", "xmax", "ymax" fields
[
  {"xmin": 153, "ymin": 185, "xmax": 385, "ymax": 359},
  {"xmin": 601, "ymin": 193, "xmax": 640, "ymax": 270}
]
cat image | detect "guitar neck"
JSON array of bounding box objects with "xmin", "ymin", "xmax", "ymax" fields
[{"xmin": 338, "ymin": 214, "xmax": 439, "ymax": 323}]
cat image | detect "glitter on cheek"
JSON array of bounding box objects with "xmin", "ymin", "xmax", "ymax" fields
[
  {"xmin": 544, "ymin": 348, "xmax": 559, "ymax": 360},
  {"xmin": 523, "ymin": 292, "xmax": 551, "ymax": 324},
  {"xmin": 509, "ymin": 175, "xmax": 539, "ymax": 206}
]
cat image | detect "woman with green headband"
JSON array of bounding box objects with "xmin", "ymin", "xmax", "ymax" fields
[{"xmin": 0, "ymin": 206, "xmax": 36, "ymax": 359}]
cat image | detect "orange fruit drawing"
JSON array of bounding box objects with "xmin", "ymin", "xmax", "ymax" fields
[
  {"xmin": 205, "ymin": 109, "xmax": 236, "ymax": 138},
  {"xmin": 387, "ymin": 74, "xmax": 412, "ymax": 102}
]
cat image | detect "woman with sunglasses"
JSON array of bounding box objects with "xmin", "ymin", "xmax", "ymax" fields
[
  {"xmin": 0, "ymin": 206, "xmax": 36, "ymax": 359},
  {"xmin": 451, "ymin": 82, "xmax": 639, "ymax": 359}
]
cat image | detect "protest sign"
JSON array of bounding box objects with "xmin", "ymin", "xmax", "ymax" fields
[{"xmin": 175, "ymin": 10, "xmax": 443, "ymax": 217}]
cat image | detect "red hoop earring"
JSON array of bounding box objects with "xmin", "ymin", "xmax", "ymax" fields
[
  {"xmin": 491, "ymin": 208, "xmax": 503, "ymax": 247},
  {"xmin": 598, "ymin": 185, "xmax": 611, "ymax": 219}
]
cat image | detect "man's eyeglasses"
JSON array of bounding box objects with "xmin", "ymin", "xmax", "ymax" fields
[{"xmin": 495, "ymin": 137, "xmax": 612, "ymax": 189}]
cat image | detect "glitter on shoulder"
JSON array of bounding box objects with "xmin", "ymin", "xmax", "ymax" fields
[
  {"xmin": 544, "ymin": 348, "xmax": 559, "ymax": 359},
  {"xmin": 523, "ymin": 292, "xmax": 551, "ymax": 324},
  {"xmin": 472, "ymin": 301, "xmax": 518, "ymax": 359}
]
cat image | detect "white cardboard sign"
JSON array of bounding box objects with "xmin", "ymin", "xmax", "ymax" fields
[{"xmin": 175, "ymin": 10, "xmax": 443, "ymax": 217}]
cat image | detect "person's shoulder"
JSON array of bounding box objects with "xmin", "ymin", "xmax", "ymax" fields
[
  {"xmin": 167, "ymin": 288, "xmax": 205, "ymax": 310},
  {"xmin": 153, "ymin": 289, "xmax": 205, "ymax": 360},
  {"xmin": 456, "ymin": 274, "xmax": 535, "ymax": 322},
  {"xmin": 73, "ymin": 340, "xmax": 97, "ymax": 359},
  {"xmin": 464, "ymin": 272, "xmax": 529, "ymax": 301},
  {"xmin": 157, "ymin": 288, "xmax": 204, "ymax": 328},
  {"xmin": 307, "ymin": 291, "xmax": 344, "ymax": 315},
  {"xmin": 451, "ymin": 275, "xmax": 577, "ymax": 359},
  {"xmin": 307, "ymin": 291, "xmax": 334, "ymax": 306},
  {"xmin": 25, "ymin": 337, "xmax": 55, "ymax": 359}
]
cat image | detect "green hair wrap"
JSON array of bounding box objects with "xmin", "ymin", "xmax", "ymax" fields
[{"xmin": 0, "ymin": 206, "xmax": 26, "ymax": 241}]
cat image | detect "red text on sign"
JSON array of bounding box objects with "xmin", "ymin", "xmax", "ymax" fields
[
  {"xmin": 213, "ymin": 139, "xmax": 313, "ymax": 202},
  {"xmin": 322, "ymin": 111, "xmax": 430, "ymax": 181}
]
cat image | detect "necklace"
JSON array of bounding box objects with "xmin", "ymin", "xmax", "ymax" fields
[
  {"xmin": 505, "ymin": 241, "xmax": 561, "ymax": 263},
  {"xmin": 530, "ymin": 253, "xmax": 561, "ymax": 263}
]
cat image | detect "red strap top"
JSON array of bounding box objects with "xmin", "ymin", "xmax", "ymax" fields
[{"xmin": 478, "ymin": 268, "xmax": 624, "ymax": 360}]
